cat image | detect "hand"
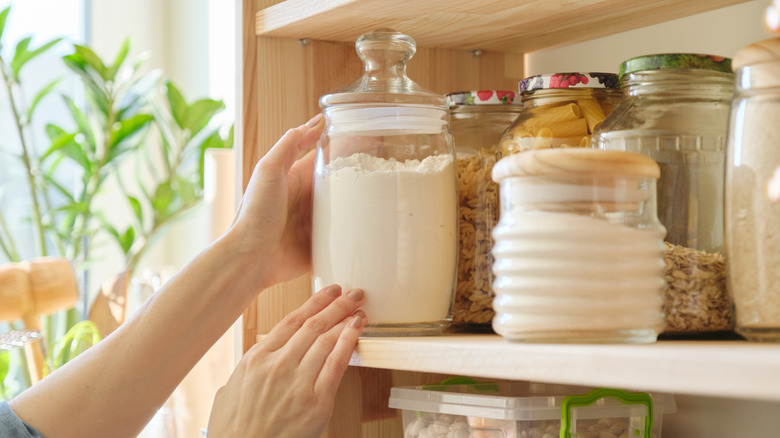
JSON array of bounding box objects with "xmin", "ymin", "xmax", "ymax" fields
[
  {"xmin": 228, "ymin": 113, "xmax": 325, "ymax": 287},
  {"xmin": 207, "ymin": 284, "xmax": 367, "ymax": 438}
]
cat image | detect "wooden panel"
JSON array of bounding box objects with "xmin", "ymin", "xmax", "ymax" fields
[{"xmin": 256, "ymin": 0, "xmax": 750, "ymax": 54}]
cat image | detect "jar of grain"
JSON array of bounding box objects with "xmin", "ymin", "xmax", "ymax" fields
[
  {"xmin": 726, "ymin": 38, "xmax": 780, "ymax": 341},
  {"xmin": 491, "ymin": 149, "xmax": 667, "ymax": 343},
  {"xmin": 447, "ymin": 90, "xmax": 522, "ymax": 329},
  {"xmin": 311, "ymin": 29, "xmax": 458, "ymax": 336},
  {"xmin": 498, "ymin": 72, "xmax": 621, "ymax": 155},
  {"xmin": 595, "ymin": 54, "xmax": 735, "ymax": 336}
]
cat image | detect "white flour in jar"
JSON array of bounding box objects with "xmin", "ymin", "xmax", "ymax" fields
[{"xmin": 312, "ymin": 152, "xmax": 457, "ymax": 325}]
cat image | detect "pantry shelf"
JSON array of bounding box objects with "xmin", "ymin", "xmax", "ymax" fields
[
  {"xmin": 256, "ymin": 0, "xmax": 749, "ymax": 54},
  {"xmin": 345, "ymin": 335, "xmax": 780, "ymax": 401}
]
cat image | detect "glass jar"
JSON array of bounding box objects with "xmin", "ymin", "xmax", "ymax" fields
[
  {"xmin": 595, "ymin": 54, "xmax": 734, "ymax": 336},
  {"xmin": 491, "ymin": 149, "xmax": 666, "ymax": 343},
  {"xmin": 447, "ymin": 90, "xmax": 522, "ymax": 329},
  {"xmin": 726, "ymin": 38, "xmax": 780, "ymax": 341},
  {"xmin": 498, "ymin": 72, "xmax": 621, "ymax": 155},
  {"xmin": 311, "ymin": 29, "xmax": 458, "ymax": 336}
]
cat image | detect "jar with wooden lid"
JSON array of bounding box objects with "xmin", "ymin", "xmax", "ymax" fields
[
  {"xmin": 498, "ymin": 72, "xmax": 621, "ymax": 155},
  {"xmin": 594, "ymin": 54, "xmax": 734, "ymax": 336},
  {"xmin": 491, "ymin": 149, "xmax": 666, "ymax": 343},
  {"xmin": 726, "ymin": 38, "xmax": 780, "ymax": 341},
  {"xmin": 447, "ymin": 90, "xmax": 522, "ymax": 328}
]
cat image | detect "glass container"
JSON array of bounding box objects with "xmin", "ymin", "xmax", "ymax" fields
[
  {"xmin": 491, "ymin": 149, "xmax": 666, "ymax": 343},
  {"xmin": 498, "ymin": 72, "xmax": 621, "ymax": 155},
  {"xmin": 595, "ymin": 54, "xmax": 734, "ymax": 336},
  {"xmin": 726, "ymin": 38, "xmax": 780, "ymax": 341},
  {"xmin": 311, "ymin": 29, "xmax": 458, "ymax": 336},
  {"xmin": 447, "ymin": 90, "xmax": 522, "ymax": 328}
]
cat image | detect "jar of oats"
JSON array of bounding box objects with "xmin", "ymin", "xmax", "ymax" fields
[
  {"xmin": 595, "ymin": 54, "xmax": 735, "ymax": 336},
  {"xmin": 498, "ymin": 72, "xmax": 621, "ymax": 155},
  {"xmin": 727, "ymin": 38, "xmax": 780, "ymax": 341},
  {"xmin": 447, "ymin": 91, "xmax": 522, "ymax": 328}
]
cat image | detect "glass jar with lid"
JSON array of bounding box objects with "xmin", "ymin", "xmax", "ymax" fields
[
  {"xmin": 447, "ymin": 90, "xmax": 522, "ymax": 329},
  {"xmin": 491, "ymin": 149, "xmax": 667, "ymax": 343},
  {"xmin": 726, "ymin": 38, "xmax": 780, "ymax": 341},
  {"xmin": 498, "ymin": 72, "xmax": 621, "ymax": 155},
  {"xmin": 311, "ymin": 29, "xmax": 458, "ymax": 336},
  {"xmin": 594, "ymin": 54, "xmax": 734, "ymax": 336}
]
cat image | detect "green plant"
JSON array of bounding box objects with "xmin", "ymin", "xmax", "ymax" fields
[{"xmin": 0, "ymin": 5, "xmax": 232, "ymax": 398}]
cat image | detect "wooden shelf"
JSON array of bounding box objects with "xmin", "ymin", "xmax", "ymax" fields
[
  {"xmin": 256, "ymin": 0, "xmax": 750, "ymax": 53},
  {"xmin": 343, "ymin": 335, "xmax": 780, "ymax": 401}
]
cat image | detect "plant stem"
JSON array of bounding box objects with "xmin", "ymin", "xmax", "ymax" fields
[
  {"xmin": 0, "ymin": 57, "xmax": 48, "ymax": 258},
  {"xmin": 0, "ymin": 209, "xmax": 21, "ymax": 262}
]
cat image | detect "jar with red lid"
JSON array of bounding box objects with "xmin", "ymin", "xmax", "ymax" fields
[
  {"xmin": 447, "ymin": 90, "xmax": 522, "ymax": 328},
  {"xmin": 498, "ymin": 72, "xmax": 621, "ymax": 155}
]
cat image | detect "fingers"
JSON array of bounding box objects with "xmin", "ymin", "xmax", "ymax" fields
[
  {"xmin": 313, "ymin": 312, "xmax": 366, "ymax": 397},
  {"xmin": 298, "ymin": 308, "xmax": 366, "ymax": 381},
  {"xmin": 260, "ymin": 284, "xmax": 343, "ymax": 351},
  {"xmin": 282, "ymin": 288, "xmax": 366, "ymax": 361},
  {"xmin": 260, "ymin": 113, "xmax": 324, "ymax": 176}
]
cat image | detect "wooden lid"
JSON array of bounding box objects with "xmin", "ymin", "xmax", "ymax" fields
[
  {"xmin": 733, "ymin": 37, "xmax": 780, "ymax": 70},
  {"xmin": 492, "ymin": 148, "xmax": 660, "ymax": 183}
]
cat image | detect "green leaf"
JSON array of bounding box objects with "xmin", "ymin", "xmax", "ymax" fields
[
  {"xmin": 0, "ymin": 7, "xmax": 11, "ymax": 45},
  {"xmin": 0, "ymin": 350, "xmax": 9, "ymax": 386},
  {"xmin": 41, "ymin": 173, "xmax": 76, "ymax": 204},
  {"xmin": 197, "ymin": 131, "xmax": 225, "ymax": 188},
  {"xmin": 72, "ymin": 44, "xmax": 109, "ymax": 81},
  {"xmin": 127, "ymin": 195, "xmax": 143, "ymax": 226},
  {"xmin": 42, "ymin": 124, "xmax": 91, "ymax": 171},
  {"xmin": 165, "ymin": 81, "xmax": 188, "ymax": 129},
  {"xmin": 110, "ymin": 113, "xmax": 153, "ymax": 150},
  {"xmin": 26, "ymin": 78, "xmax": 62, "ymax": 122},
  {"xmin": 11, "ymin": 37, "xmax": 62, "ymax": 79},
  {"xmin": 119, "ymin": 226, "xmax": 135, "ymax": 254},
  {"xmin": 105, "ymin": 38, "xmax": 131, "ymax": 81},
  {"xmin": 97, "ymin": 213, "xmax": 120, "ymax": 241},
  {"xmin": 184, "ymin": 99, "xmax": 225, "ymax": 136},
  {"xmin": 62, "ymin": 95, "xmax": 96, "ymax": 152},
  {"xmin": 225, "ymin": 125, "xmax": 234, "ymax": 149},
  {"xmin": 175, "ymin": 177, "xmax": 198, "ymax": 204},
  {"xmin": 152, "ymin": 181, "xmax": 174, "ymax": 220},
  {"xmin": 117, "ymin": 70, "xmax": 160, "ymax": 119}
]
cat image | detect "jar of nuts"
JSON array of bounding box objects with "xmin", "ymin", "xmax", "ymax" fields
[
  {"xmin": 447, "ymin": 91, "xmax": 522, "ymax": 328},
  {"xmin": 498, "ymin": 72, "xmax": 621, "ymax": 155},
  {"xmin": 595, "ymin": 54, "xmax": 735, "ymax": 336}
]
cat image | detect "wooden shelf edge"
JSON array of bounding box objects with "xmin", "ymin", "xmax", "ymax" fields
[
  {"xmin": 336, "ymin": 334, "xmax": 780, "ymax": 402},
  {"xmin": 255, "ymin": 0, "xmax": 751, "ymax": 54}
]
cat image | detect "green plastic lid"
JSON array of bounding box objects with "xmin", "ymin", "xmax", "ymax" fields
[{"xmin": 619, "ymin": 53, "xmax": 733, "ymax": 78}]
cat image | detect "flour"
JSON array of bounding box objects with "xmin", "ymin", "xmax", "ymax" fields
[{"xmin": 312, "ymin": 152, "xmax": 458, "ymax": 331}]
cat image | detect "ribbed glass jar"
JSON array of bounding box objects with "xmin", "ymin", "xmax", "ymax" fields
[
  {"xmin": 491, "ymin": 149, "xmax": 667, "ymax": 343},
  {"xmin": 447, "ymin": 91, "xmax": 522, "ymax": 329},
  {"xmin": 595, "ymin": 54, "xmax": 735, "ymax": 336}
]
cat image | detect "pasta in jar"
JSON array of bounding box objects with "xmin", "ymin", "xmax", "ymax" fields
[{"xmin": 499, "ymin": 73, "xmax": 621, "ymax": 155}]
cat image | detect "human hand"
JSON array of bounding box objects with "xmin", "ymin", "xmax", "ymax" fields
[
  {"xmin": 207, "ymin": 284, "xmax": 367, "ymax": 438},
  {"xmin": 228, "ymin": 114, "xmax": 325, "ymax": 287}
]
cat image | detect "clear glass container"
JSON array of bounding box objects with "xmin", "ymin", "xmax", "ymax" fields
[
  {"xmin": 447, "ymin": 91, "xmax": 522, "ymax": 329},
  {"xmin": 498, "ymin": 72, "xmax": 621, "ymax": 155},
  {"xmin": 726, "ymin": 38, "xmax": 780, "ymax": 341},
  {"xmin": 491, "ymin": 149, "xmax": 666, "ymax": 343},
  {"xmin": 595, "ymin": 54, "xmax": 734, "ymax": 336},
  {"xmin": 311, "ymin": 29, "xmax": 458, "ymax": 336}
]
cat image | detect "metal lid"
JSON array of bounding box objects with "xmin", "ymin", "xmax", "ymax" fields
[
  {"xmin": 519, "ymin": 73, "xmax": 619, "ymax": 94},
  {"xmin": 446, "ymin": 90, "xmax": 518, "ymax": 106},
  {"xmin": 619, "ymin": 53, "xmax": 733, "ymax": 78},
  {"xmin": 492, "ymin": 148, "xmax": 660, "ymax": 183}
]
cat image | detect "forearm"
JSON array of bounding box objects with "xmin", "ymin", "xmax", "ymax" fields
[{"xmin": 10, "ymin": 229, "xmax": 265, "ymax": 438}]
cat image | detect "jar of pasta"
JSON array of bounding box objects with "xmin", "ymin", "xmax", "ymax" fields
[
  {"xmin": 491, "ymin": 149, "xmax": 667, "ymax": 343},
  {"xmin": 594, "ymin": 54, "xmax": 734, "ymax": 336},
  {"xmin": 498, "ymin": 72, "xmax": 620, "ymax": 155},
  {"xmin": 447, "ymin": 90, "xmax": 522, "ymax": 329},
  {"xmin": 726, "ymin": 38, "xmax": 780, "ymax": 341}
]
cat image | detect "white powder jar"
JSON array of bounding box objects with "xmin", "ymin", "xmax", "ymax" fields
[{"xmin": 311, "ymin": 29, "xmax": 458, "ymax": 336}]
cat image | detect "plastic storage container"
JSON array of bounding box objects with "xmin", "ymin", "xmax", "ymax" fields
[
  {"xmin": 491, "ymin": 149, "xmax": 667, "ymax": 343},
  {"xmin": 389, "ymin": 382, "xmax": 676, "ymax": 438},
  {"xmin": 594, "ymin": 54, "xmax": 734, "ymax": 336},
  {"xmin": 498, "ymin": 72, "xmax": 621, "ymax": 155},
  {"xmin": 447, "ymin": 90, "xmax": 522, "ymax": 328},
  {"xmin": 726, "ymin": 38, "xmax": 780, "ymax": 341},
  {"xmin": 311, "ymin": 29, "xmax": 458, "ymax": 336}
]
